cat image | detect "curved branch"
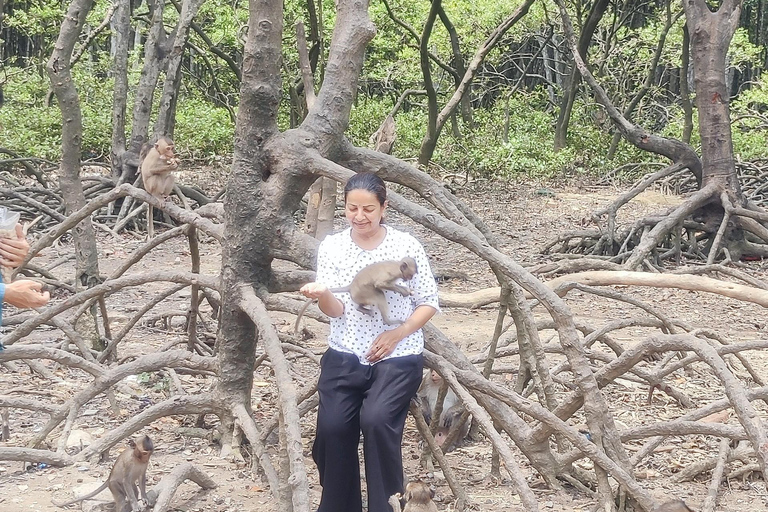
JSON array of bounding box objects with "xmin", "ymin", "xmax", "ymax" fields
[
  {"xmin": 239, "ymin": 285, "xmax": 310, "ymax": 512},
  {"xmin": 624, "ymin": 182, "xmax": 719, "ymax": 268},
  {"xmin": 3, "ymin": 271, "xmax": 218, "ymax": 346},
  {"xmin": 78, "ymin": 394, "xmax": 220, "ymax": 461},
  {"xmin": 548, "ymin": 270, "xmax": 768, "ymax": 308},
  {"xmin": 147, "ymin": 462, "xmax": 217, "ymax": 512}
]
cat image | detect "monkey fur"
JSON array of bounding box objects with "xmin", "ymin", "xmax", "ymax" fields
[
  {"xmin": 417, "ymin": 370, "xmax": 469, "ymax": 452},
  {"xmin": 402, "ymin": 480, "xmax": 438, "ymax": 512},
  {"xmin": 52, "ymin": 435, "xmax": 154, "ymax": 512},
  {"xmin": 139, "ymin": 136, "xmax": 178, "ymax": 238},
  {"xmin": 294, "ymin": 257, "xmax": 418, "ymax": 334}
]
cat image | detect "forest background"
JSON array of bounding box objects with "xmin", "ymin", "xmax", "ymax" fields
[{"xmin": 4, "ymin": 0, "xmax": 768, "ymax": 180}]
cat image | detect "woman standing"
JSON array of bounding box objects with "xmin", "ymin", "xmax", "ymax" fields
[{"xmin": 300, "ymin": 173, "xmax": 439, "ymax": 512}]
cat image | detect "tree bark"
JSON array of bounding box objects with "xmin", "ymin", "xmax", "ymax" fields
[
  {"xmin": 684, "ymin": 0, "xmax": 742, "ymax": 196},
  {"xmin": 46, "ymin": 0, "xmax": 103, "ymax": 349},
  {"xmin": 122, "ymin": 0, "xmax": 172, "ymax": 181},
  {"xmin": 154, "ymin": 0, "xmax": 207, "ymax": 136},
  {"xmin": 110, "ymin": 0, "xmax": 131, "ymax": 179},
  {"xmin": 554, "ymin": 0, "xmax": 610, "ymax": 151}
]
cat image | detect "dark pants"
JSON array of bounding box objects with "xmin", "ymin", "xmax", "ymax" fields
[{"xmin": 313, "ymin": 349, "xmax": 423, "ymax": 512}]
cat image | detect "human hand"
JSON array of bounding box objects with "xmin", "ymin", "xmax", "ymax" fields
[
  {"xmin": 0, "ymin": 224, "xmax": 30, "ymax": 268},
  {"xmin": 366, "ymin": 327, "xmax": 406, "ymax": 363},
  {"xmin": 299, "ymin": 282, "xmax": 330, "ymax": 300},
  {"xmin": 3, "ymin": 280, "xmax": 50, "ymax": 308}
]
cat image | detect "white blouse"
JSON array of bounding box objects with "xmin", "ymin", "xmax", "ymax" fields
[{"xmin": 315, "ymin": 226, "xmax": 440, "ymax": 364}]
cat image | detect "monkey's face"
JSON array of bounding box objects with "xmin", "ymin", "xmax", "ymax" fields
[
  {"xmin": 345, "ymin": 189, "xmax": 386, "ymax": 237},
  {"xmin": 155, "ymin": 139, "xmax": 176, "ymax": 160},
  {"xmin": 404, "ymin": 481, "xmax": 434, "ymax": 503},
  {"xmin": 400, "ymin": 257, "xmax": 417, "ymax": 280}
]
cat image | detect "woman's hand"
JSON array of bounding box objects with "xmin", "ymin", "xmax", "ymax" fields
[
  {"xmin": 366, "ymin": 326, "xmax": 406, "ymax": 363},
  {"xmin": 300, "ymin": 282, "xmax": 344, "ymax": 318},
  {"xmin": 366, "ymin": 305, "xmax": 438, "ymax": 363},
  {"xmin": 0, "ymin": 224, "xmax": 29, "ymax": 269},
  {"xmin": 4, "ymin": 280, "xmax": 50, "ymax": 308},
  {"xmin": 299, "ymin": 282, "xmax": 329, "ymax": 299}
]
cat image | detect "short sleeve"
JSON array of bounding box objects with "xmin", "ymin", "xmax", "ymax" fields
[{"xmin": 405, "ymin": 236, "xmax": 440, "ymax": 312}]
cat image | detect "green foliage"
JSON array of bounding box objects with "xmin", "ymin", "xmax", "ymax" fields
[
  {"xmin": 0, "ymin": 74, "xmax": 65, "ymax": 160},
  {"xmin": 174, "ymin": 98, "xmax": 235, "ymax": 159},
  {"xmin": 2, "ymin": 0, "xmax": 767, "ymax": 186},
  {"xmin": 730, "ymin": 78, "xmax": 768, "ymax": 161},
  {"xmin": 347, "ymin": 88, "xmax": 654, "ymax": 180}
]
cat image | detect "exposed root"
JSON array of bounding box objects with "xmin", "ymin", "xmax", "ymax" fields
[
  {"xmin": 146, "ymin": 462, "xmax": 217, "ymax": 512},
  {"xmin": 546, "ymin": 168, "xmax": 768, "ymax": 267}
]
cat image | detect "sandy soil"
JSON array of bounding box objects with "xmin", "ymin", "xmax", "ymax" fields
[{"xmin": 1, "ymin": 182, "xmax": 767, "ymax": 512}]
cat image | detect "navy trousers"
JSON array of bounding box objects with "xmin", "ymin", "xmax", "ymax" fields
[{"xmin": 312, "ymin": 348, "xmax": 423, "ymax": 512}]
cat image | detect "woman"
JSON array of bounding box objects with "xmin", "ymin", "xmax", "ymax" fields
[{"xmin": 300, "ymin": 172, "xmax": 439, "ymax": 512}]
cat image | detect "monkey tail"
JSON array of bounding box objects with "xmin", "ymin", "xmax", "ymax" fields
[
  {"xmin": 293, "ymin": 299, "xmax": 314, "ymax": 337},
  {"xmin": 51, "ymin": 480, "xmax": 110, "ymax": 507}
]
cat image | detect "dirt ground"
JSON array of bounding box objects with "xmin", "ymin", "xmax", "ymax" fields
[{"xmin": 1, "ymin": 181, "xmax": 767, "ymax": 512}]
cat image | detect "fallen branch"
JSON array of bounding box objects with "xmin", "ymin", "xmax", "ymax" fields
[
  {"xmin": 440, "ymin": 270, "xmax": 768, "ymax": 309},
  {"xmin": 147, "ymin": 462, "xmax": 217, "ymax": 512},
  {"xmin": 239, "ymin": 285, "xmax": 310, "ymax": 512}
]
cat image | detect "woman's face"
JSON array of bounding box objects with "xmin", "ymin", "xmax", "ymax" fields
[{"xmin": 345, "ymin": 188, "xmax": 386, "ymax": 237}]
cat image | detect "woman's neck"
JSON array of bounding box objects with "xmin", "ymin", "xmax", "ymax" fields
[{"xmin": 351, "ymin": 225, "xmax": 386, "ymax": 250}]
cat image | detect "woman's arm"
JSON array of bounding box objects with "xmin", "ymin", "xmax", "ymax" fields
[
  {"xmin": 366, "ymin": 304, "xmax": 437, "ymax": 363},
  {"xmin": 299, "ymin": 283, "xmax": 344, "ymax": 318}
]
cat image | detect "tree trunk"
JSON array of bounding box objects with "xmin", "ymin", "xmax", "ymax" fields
[
  {"xmin": 684, "ymin": 0, "xmax": 742, "ymax": 196},
  {"xmin": 154, "ymin": 0, "xmax": 207, "ymax": 136},
  {"xmin": 122, "ymin": 0, "xmax": 172, "ymax": 181},
  {"xmin": 46, "ymin": 0, "xmax": 102, "ymax": 349},
  {"xmin": 554, "ymin": 0, "xmax": 610, "ymax": 151},
  {"xmin": 110, "ymin": 0, "xmax": 131, "ymax": 179},
  {"xmin": 417, "ymin": 0, "xmax": 535, "ymax": 166}
]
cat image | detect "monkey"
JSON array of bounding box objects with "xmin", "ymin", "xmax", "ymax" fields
[
  {"xmin": 416, "ymin": 370, "xmax": 469, "ymax": 452},
  {"xmin": 139, "ymin": 136, "xmax": 179, "ymax": 238},
  {"xmin": 402, "ymin": 480, "xmax": 438, "ymax": 512},
  {"xmin": 652, "ymin": 500, "xmax": 695, "ymax": 512},
  {"xmin": 294, "ymin": 257, "xmax": 418, "ymax": 335},
  {"xmin": 53, "ymin": 435, "xmax": 154, "ymax": 512}
]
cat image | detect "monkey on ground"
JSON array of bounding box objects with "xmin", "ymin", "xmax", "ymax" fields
[
  {"xmin": 139, "ymin": 136, "xmax": 179, "ymax": 238},
  {"xmin": 652, "ymin": 500, "xmax": 696, "ymax": 512},
  {"xmin": 389, "ymin": 481, "xmax": 439, "ymax": 512},
  {"xmin": 294, "ymin": 257, "xmax": 418, "ymax": 334},
  {"xmin": 417, "ymin": 370, "xmax": 469, "ymax": 452},
  {"xmin": 52, "ymin": 435, "xmax": 154, "ymax": 512}
]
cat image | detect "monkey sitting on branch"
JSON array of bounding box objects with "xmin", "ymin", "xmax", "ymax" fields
[
  {"xmin": 389, "ymin": 480, "xmax": 439, "ymax": 512},
  {"xmin": 295, "ymin": 257, "xmax": 418, "ymax": 334},
  {"xmin": 139, "ymin": 136, "xmax": 179, "ymax": 238},
  {"xmin": 417, "ymin": 369, "xmax": 470, "ymax": 453},
  {"xmin": 52, "ymin": 435, "xmax": 154, "ymax": 512}
]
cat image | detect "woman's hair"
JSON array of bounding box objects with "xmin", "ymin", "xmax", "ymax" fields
[{"xmin": 343, "ymin": 172, "xmax": 387, "ymax": 206}]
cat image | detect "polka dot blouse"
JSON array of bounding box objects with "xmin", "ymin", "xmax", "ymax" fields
[{"xmin": 315, "ymin": 226, "xmax": 440, "ymax": 364}]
